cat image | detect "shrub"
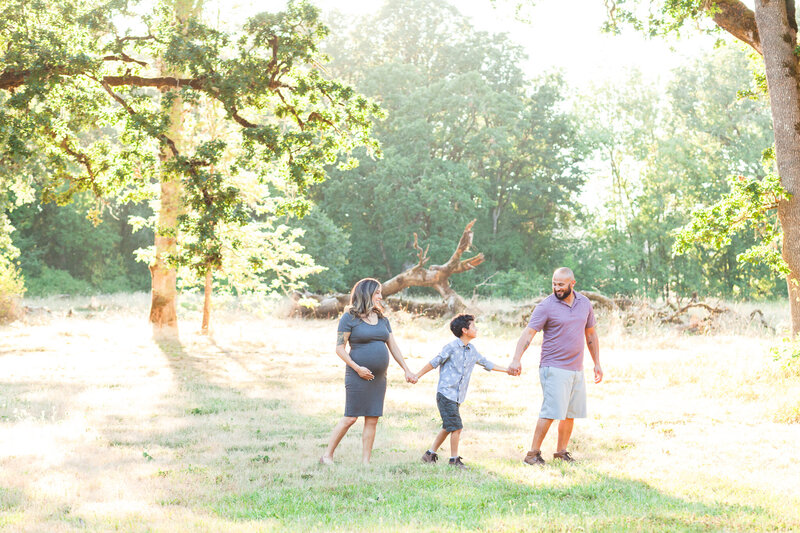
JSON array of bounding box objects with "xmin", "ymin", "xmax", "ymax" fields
[
  {"xmin": 0, "ymin": 261, "xmax": 25, "ymax": 323},
  {"xmin": 474, "ymin": 269, "xmax": 548, "ymax": 299},
  {"xmin": 24, "ymin": 266, "xmax": 94, "ymax": 297},
  {"xmin": 771, "ymin": 338, "xmax": 800, "ymax": 377}
]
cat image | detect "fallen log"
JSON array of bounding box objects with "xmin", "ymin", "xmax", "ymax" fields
[
  {"xmin": 381, "ymin": 219, "xmax": 483, "ymax": 314},
  {"xmin": 660, "ymin": 302, "xmax": 728, "ymax": 325},
  {"xmin": 581, "ymin": 291, "xmax": 619, "ymax": 309},
  {"xmin": 287, "ymin": 220, "xmax": 483, "ymax": 318}
]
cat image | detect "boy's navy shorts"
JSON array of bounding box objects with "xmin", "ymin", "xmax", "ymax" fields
[{"xmin": 436, "ymin": 392, "xmax": 463, "ymax": 431}]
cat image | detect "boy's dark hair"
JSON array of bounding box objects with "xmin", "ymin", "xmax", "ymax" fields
[{"xmin": 450, "ymin": 314, "xmax": 474, "ymax": 337}]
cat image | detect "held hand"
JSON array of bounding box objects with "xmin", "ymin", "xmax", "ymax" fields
[
  {"xmin": 405, "ymin": 370, "xmax": 418, "ymax": 384},
  {"xmin": 508, "ymin": 360, "xmax": 522, "ymax": 376},
  {"xmin": 355, "ymin": 365, "xmax": 374, "ymax": 381},
  {"xmin": 594, "ymin": 365, "xmax": 603, "ymax": 384}
]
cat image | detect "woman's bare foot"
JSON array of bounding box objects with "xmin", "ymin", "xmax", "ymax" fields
[{"xmin": 319, "ymin": 456, "xmax": 334, "ymax": 466}]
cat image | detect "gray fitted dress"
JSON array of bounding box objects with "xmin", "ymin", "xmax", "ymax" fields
[{"xmin": 338, "ymin": 312, "xmax": 392, "ymax": 417}]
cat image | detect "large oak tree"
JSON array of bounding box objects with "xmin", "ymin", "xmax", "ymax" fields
[
  {"xmin": 0, "ymin": 0, "xmax": 380, "ymax": 336},
  {"xmin": 609, "ymin": 0, "xmax": 800, "ymax": 334}
]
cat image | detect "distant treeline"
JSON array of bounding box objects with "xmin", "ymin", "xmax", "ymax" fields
[{"xmin": 7, "ymin": 0, "xmax": 783, "ymax": 300}]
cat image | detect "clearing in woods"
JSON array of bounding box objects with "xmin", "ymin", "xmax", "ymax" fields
[{"xmin": 1, "ymin": 294, "xmax": 799, "ymax": 531}]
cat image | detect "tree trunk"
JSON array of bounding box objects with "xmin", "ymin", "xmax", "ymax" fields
[
  {"xmin": 754, "ymin": 0, "xmax": 800, "ymax": 334},
  {"xmin": 149, "ymin": 118, "xmax": 183, "ymax": 338},
  {"xmin": 432, "ymin": 282, "xmax": 467, "ymax": 314},
  {"xmin": 149, "ymin": 197, "xmax": 179, "ymax": 338},
  {"xmin": 201, "ymin": 268, "xmax": 212, "ymax": 335},
  {"xmin": 148, "ymin": 0, "xmax": 200, "ymax": 338}
]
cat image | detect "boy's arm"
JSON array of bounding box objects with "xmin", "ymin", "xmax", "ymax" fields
[
  {"xmin": 475, "ymin": 349, "xmax": 506, "ymax": 373},
  {"xmin": 415, "ymin": 363, "xmax": 434, "ymax": 380}
]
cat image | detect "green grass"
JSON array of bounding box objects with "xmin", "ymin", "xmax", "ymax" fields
[
  {"xmin": 0, "ymin": 296, "xmax": 799, "ymax": 531},
  {"xmin": 213, "ymin": 465, "xmax": 776, "ymax": 532}
]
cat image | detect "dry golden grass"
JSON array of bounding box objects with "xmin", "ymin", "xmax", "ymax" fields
[{"xmin": 0, "ymin": 294, "xmax": 799, "ymax": 531}]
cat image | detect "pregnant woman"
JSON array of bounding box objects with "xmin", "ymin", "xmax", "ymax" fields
[{"xmin": 320, "ymin": 278, "xmax": 417, "ymax": 465}]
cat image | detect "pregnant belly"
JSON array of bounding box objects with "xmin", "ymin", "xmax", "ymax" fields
[{"xmin": 350, "ymin": 343, "xmax": 390, "ymax": 375}]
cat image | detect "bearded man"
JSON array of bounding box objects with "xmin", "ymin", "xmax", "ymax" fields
[{"xmin": 508, "ymin": 267, "xmax": 603, "ymax": 465}]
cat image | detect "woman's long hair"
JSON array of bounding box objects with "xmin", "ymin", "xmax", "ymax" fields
[{"xmin": 348, "ymin": 278, "xmax": 383, "ymax": 318}]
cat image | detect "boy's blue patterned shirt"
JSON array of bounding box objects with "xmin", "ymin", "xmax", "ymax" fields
[{"xmin": 429, "ymin": 338, "xmax": 495, "ymax": 404}]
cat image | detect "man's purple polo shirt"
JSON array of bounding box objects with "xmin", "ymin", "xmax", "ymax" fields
[{"xmin": 527, "ymin": 291, "xmax": 596, "ymax": 371}]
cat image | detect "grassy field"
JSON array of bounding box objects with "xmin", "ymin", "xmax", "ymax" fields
[{"xmin": 1, "ymin": 294, "xmax": 799, "ymax": 532}]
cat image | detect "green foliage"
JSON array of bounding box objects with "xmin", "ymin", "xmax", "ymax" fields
[
  {"xmin": 9, "ymin": 193, "xmax": 152, "ymax": 294},
  {"xmin": 471, "ymin": 269, "xmax": 547, "ymax": 299},
  {"xmin": 673, "ymin": 170, "xmax": 789, "ymax": 276},
  {"xmin": 23, "ymin": 266, "xmax": 94, "ymax": 297},
  {"xmin": 603, "ymin": 0, "xmax": 712, "ymax": 37},
  {"xmin": 582, "ymin": 46, "xmax": 780, "ymax": 298},
  {"xmin": 0, "ymin": 259, "xmax": 25, "ymax": 322},
  {"xmin": 312, "ymin": 0, "xmax": 586, "ymax": 288},
  {"xmin": 1, "ymin": 0, "xmax": 788, "ymax": 304},
  {"xmin": 771, "ymin": 338, "xmax": 800, "ymax": 376},
  {"xmin": 289, "ymin": 209, "xmax": 351, "ymax": 294},
  {"xmin": 0, "ymin": 0, "xmax": 382, "ymax": 299}
]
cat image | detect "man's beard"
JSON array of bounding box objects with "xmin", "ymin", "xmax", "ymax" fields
[{"xmin": 554, "ymin": 286, "xmax": 572, "ymax": 300}]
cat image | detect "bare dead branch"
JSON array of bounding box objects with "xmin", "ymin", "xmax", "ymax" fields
[{"xmin": 411, "ymin": 233, "xmax": 430, "ymax": 268}]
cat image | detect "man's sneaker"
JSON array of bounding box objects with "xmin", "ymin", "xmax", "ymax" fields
[
  {"xmin": 553, "ymin": 450, "xmax": 575, "ymax": 463},
  {"xmin": 448, "ymin": 456, "xmax": 467, "ymax": 469},
  {"xmin": 421, "ymin": 450, "xmax": 438, "ymax": 464},
  {"xmin": 523, "ymin": 450, "xmax": 545, "ymax": 465}
]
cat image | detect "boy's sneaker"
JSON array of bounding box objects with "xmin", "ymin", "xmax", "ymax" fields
[
  {"xmin": 553, "ymin": 450, "xmax": 575, "ymax": 463},
  {"xmin": 448, "ymin": 456, "xmax": 467, "ymax": 469},
  {"xmin": 523, "ymin": 450, "xmax": 545, "ymax": 465},
  {"xmin": 421, "ymin": 451, "xmax": 438, "ymax": 463}
]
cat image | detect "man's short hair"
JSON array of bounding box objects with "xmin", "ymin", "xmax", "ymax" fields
[{"xmin": 450, "ymin": 314, "xmax": 474, "ymax": 337}]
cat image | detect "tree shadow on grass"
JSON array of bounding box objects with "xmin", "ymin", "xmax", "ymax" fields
[
  {"xmin": 0, "ymin": 382, "xmax": 83, "ymax": 424},
  {"xmin": 94, "ymin": 338, "xmax": 792, "ymax": 532},
  {"xmin": 136, "ymin": 338, "xmax": 349, "ymax": 502}
]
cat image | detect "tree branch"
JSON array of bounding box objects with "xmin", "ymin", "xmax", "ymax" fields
[
  {"xmin": 411, "ymin": 233, "xmax": 430, "ymax": 268},
  {"xmin": 437, "ymin": 219, "xmax": 478, "ymax": 271},
  {"xmin": 103, "ymin": 74, "xmax": 205, "ymax": 90},
  {"xmin": 224, "ymin": 103, "xmax": 258, "ymax": 129},
  {"xmin": 95, "ymin": 77, "xmax": 181, "ymax": 159},
  {"xmin": 103, "ymin": 53, "xmax": 148, "ymax": 67},
  {"xmin": 40, "ymin": 124, "xmax": 101, "ymax": 196},
  {"xmin": 115, "ymin": 34, "xmax": 157, "ymax": 44},
  {"xmin": 703, "ymin": 0, "xmax": 762, "ymax": 55},
  {"xmin": 0, "ymin": 68, "xmax": 206, "ymax": 91}
]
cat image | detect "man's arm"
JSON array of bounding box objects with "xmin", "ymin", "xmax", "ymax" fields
[
  {"xmin": 585, "ymin": 326, "xmax": 602, "ymax": 383},
  {"xmin": 509, "ymin": 327, "xmax": 537, "ymax": 376}
]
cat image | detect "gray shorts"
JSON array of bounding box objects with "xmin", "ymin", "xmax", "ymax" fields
[
  {"xmin": 436, "ymin": 392, "xmax": 463, "ymax": 431},
  {"xmin": 539, "ymin": 366, "xmax": 587, "ymax": 420}
]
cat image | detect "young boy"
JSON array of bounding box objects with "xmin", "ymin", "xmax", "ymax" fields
[{"xmin": 415, "ymin": 314, "xmax": 510, "ymax": 468}]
